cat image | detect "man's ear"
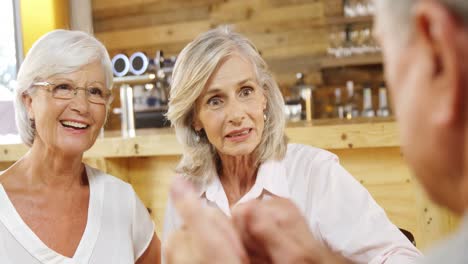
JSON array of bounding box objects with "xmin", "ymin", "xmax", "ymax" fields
[
  {"xmin": 22, "ymin": 93, "xmax": 34, "ymax": 120},
  {"xmin": 413, "ymin": 0, "xmax": 465, "ymax": 124}
]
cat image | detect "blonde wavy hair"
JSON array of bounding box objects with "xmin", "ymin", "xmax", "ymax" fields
[{"xmin": 166, "ymin": 25, "xmax": 288, "ymax": 184}]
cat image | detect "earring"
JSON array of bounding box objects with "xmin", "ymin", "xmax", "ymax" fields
[
  {"xmin": 263, "ymin": 113, "xmax": 267, "ymax": 121},
  {"xmin": 29, "ymin": 118, "xmax": 36, "ymax": 129},
  {"xmin": 195, "ymin": 131, "xmax": 200, "ymax": 143}
]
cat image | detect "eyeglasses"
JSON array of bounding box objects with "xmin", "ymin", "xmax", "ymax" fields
[{"xmin": 31, "ymin": 81, "xmax": 112, "ymax": 105}]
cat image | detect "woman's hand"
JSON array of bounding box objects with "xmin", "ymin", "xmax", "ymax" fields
[{"xmin": 164, "ymin": 178, "xmax": 249, "ymax": 264}]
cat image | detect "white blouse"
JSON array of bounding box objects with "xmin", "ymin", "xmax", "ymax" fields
[
  {"xmin": 163, "ymin": 144, "xmax": 422, "ymax": 264},
  {"xmin": 0, "ymin": 165, "xmax": 154, "ymax": 264}
]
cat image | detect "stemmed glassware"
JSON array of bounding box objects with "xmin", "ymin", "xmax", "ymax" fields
[{"xmin": 344, "ymin": 0, "xmax": 375, "ymax": 17}]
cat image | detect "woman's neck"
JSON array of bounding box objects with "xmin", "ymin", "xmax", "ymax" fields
[
  {"xmin": 218, "ymin": 153, "xmax": 258, "ymax": 206},
  {"xmin": 19, "ymin": 140, "xmax": 86, "ymax": 189}
]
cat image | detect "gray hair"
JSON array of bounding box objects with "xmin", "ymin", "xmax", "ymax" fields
[
  {"xmin": 166, "ymin": 25, "xmax": 288, "ymax": 184},
  {"xmin": 376, "ymin": 0, "xmax": 468, "ymax": 39},
  {"xmin": 15, "ymin": 29, "xmax": 113, "ymax": 147}
]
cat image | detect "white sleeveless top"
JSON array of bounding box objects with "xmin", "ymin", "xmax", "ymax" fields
[{"xmin": 0, "ymin": 165, "xmax": 155, "ymax": 264}]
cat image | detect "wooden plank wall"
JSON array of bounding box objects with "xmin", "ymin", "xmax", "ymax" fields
[{"xmin": 92, "ymin": 0, "xmax": 347, "ymax": 89}]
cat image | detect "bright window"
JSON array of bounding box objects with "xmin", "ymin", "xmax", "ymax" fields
[
  {"xmin": 0, "ymin": 0, "xmax": 21, "ymax": 140},
  {"xmin": 0, "ymin": 0, "xmax": 19, "ymax": 101}
]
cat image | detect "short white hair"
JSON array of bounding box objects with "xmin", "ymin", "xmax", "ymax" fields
[
  {"xmin": 167, "ymin": 25, "xmax": 288, "ymax": 184},
  {"xmin": 376, "ymin": 0, "xmax": 468, "ymax": 39},
  {"xmin": 15, "ymin": 29, "xmax": 113, "ymax": 147}
]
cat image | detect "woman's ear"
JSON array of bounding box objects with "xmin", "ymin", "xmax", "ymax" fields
[
  {"xmin": 192, "ymin": 116, "xmax": 202, "ymax": 132},
  {"xmin": 22, "ymin": 93, "xmax": 34, "ymax": 119}
]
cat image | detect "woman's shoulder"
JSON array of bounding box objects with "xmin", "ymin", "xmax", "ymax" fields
[{"xmin": 285, "ymin": 143, "xmax": 339, "ymax": 164}]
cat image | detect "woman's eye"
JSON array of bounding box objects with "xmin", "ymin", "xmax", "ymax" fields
[
  {"xmin": 240, "ymin": 87, "xmax": 253, "ymax": 97},
  {"xmin": 55, "ymin": 84, "xmax": 73, "ymax": 91},
  {"xmin": 207, "ymin": 97, "xmax": 222, "ymax": 106},
  {"xmin": 89, "ymin": 87, "xmax": 104, "ymax": 96}
]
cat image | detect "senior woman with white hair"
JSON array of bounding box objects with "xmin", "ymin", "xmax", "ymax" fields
[
  {"xmin": 0, "ymin": 30, "xmax": 160, "ymax": 263},
  {"xmin": 162, "ymin": 25, "xmax": 421, "ymax": 263}
]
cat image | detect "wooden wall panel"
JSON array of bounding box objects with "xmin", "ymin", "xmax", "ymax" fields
[
  {"xmin": 94, "ymin": 6, "xmax": 211, "ymax": 32},
  {"xmin": 93, "ymin": 0, "xmax": 223, "ymax": 20},
  {"xmin": 92, "ymin": 0, "xmax": 383, "ymax": 104},
  {"xmin": 333, "ymin": 147, "xmax": 458, "ymax": 250},
  {"xmin": 0, "ymin": 162, "xmax": 14, "ymax": 171},
  {"xmin": 91, "ymin": 0, "xmax": 337, "ymax": 89},
  {"xmin": 96, "ymin": 20, "xmax": 212, "ymax": 51}
]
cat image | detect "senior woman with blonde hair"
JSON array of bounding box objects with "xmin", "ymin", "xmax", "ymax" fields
[
  {"xmin": 0, "ymin": 30, "xmax": 160, "ymax": 263},
  {"xmin": 163, "ymin": 25, "xmax": 421, "ymax": 263}
]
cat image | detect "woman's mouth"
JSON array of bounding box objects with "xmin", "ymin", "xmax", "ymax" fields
[
  {"xmin": 60, "ymin": 120, "xmax": 89, "ymax": 130},
  {"xmin": 226, "ymin": 128, "xmax": 252, "ymax": 141}
]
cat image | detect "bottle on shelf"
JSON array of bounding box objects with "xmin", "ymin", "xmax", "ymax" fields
[
  {"xmin": 377, "ymin": 83, "xmax": 391, "ymax": 117},
  {"xmin": 345, "ymin": 80, "xmax": 360, "ymax": 119},
  {"xmin": 361, "ymin": 83, "xmax": 375, "ymax": 117},
  {"xmin": 285, "ymin": 73, "xmax": 315, "ymax": 122},
  {"xmin": 144, "ymin": 82, "xmax": 160, "ymax": 108},
  {"xmin": 323, "ymin": 92, "xmax": 335, "ymax": 119},
  {"xmin": 296, "ymin": 73, "xmax": 315, "ymax": 122},
  {"xmin": 284, "ymin": 74, "xmax": 303, "ymax": 122},
  {"xmin": 334, "ymin": 88, "xmax": 345, "ymax": 119}
]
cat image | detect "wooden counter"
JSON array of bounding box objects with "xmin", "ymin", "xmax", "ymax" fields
[
  {"xmin": 0, "ymin": 120, "xmax": 399, "ymax": 161},
  {"xmin": 0, "ymin": 121, "xmax": 458, "ymax": 250}
]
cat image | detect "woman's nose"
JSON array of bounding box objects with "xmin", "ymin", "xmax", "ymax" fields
[
  {"xmin": 226, "ymin": 102, "xmax": 245, "ymax": 125},
  {"xmin": 69, "ymin": 90, "xmax": 90, "ymax": 113}
]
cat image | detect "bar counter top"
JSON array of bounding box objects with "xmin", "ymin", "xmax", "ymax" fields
[{"xmin": 0, "ymin": 119, "xmax": 399, "ymax": 162}]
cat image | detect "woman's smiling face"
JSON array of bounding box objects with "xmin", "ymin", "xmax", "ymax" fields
[{"xmin": 24, "ymin": 61, "xmax": 108, "ymax": 156}]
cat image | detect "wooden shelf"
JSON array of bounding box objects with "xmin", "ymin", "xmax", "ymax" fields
[
  {"xmin": 319, "ymin": 54, "xmax": 383, "ymax": 69},
  {"xmin": 325, "ymin": 15, "xmax": 374, "ymax": 26}
]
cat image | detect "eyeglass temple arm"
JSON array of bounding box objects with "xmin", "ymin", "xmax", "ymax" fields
[{"xmin": 32, "ymin": 81, "xmax": 52, "ymax": 86}]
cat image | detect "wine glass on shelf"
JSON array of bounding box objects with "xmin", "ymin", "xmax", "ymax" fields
[
  {"xmin": 349, "ymin": 27, "xmax": 363, "ymax": 55},
  {"xmin": 355, "ymin": 0, "xmax": 368, "ymax": 16},
  {"xmin": 366, "ymin": 0, "xmax": 376, "ymax": 15},
  {"xmin": 366, "ymin": 27, "xmax": 381, "ymax": 53},
  {"xmin": 328, "ymin": 28, "xmax": 347, "ymax": 58},
  {"xmin": 344, "ymin": 0, "xmax": 358, "ymax": 17}
]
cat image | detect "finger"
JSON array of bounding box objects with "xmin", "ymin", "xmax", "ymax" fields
[
  {"xmin": 245, "ymin": 199, "xmax": 324, "ymax": 263},
  {"xmin": 232, "ymin": 201, "xmax": 259, "ymax": 246},
  {"xmin": 204, "ymin": 206, "xmax": 249, "ymax": 260},
  {"xmin": 248, "ymin": 252, "xmax": 271, "ymax": 264},
  {"xmin": 164, "ymin": 229, "xmax": 195, "ymax": 264},
  {"xmin": 243, "ymin": 200, "xmax": 293, "ymax": 252},
  {"xmin": 170, "ymin": 176, "xmax": 204, "ymax": 226},
  {"xmin": 260, "ymin": 198, "xmax": 313, "ymax": 242},
  {"xmin": 171, "ymin": 177, "xmax": 247, "ymax": 261},
  {"xmin": 232, "ymin": 201, "xmax": 274, "ymax": 259}
]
